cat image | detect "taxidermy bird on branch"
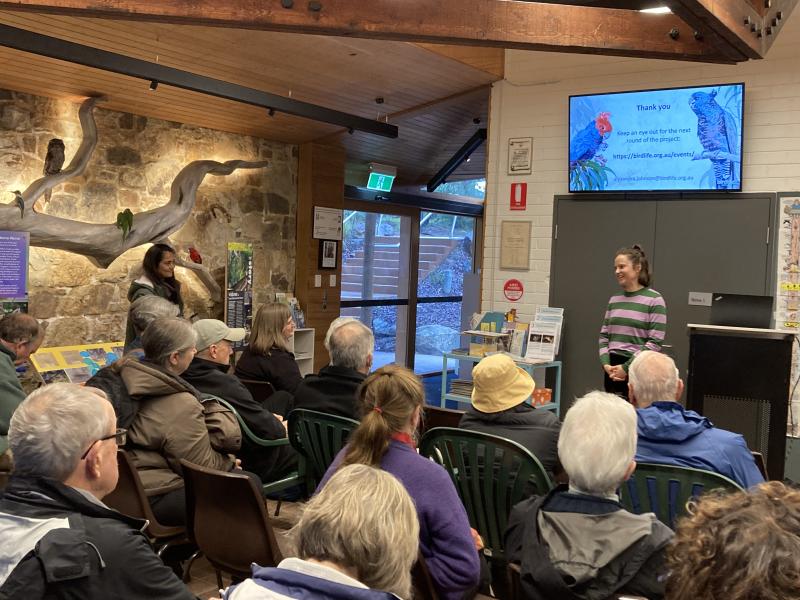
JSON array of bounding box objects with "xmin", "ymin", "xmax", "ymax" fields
[
  {"xmin": 116, "ymin": 208, "xmax": 134, "ymax": 241},
  {"xmin": 10, "ymin": 191, "xmax": 24, "ymax": 219},
  {"xmin": 42, "ymin": 138, "xmax": 66, "ymax": 205}
]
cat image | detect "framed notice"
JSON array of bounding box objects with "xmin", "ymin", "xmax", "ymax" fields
[
  {"xmin": 319, "ymin": 240, "xmax": 338, "ymax": 269},
  {"xmin": 508, "ymin": 137, "xmax": 533, "ymax": 175},
  {"xmin": 499, "ymin": 221, "xmax": 531, "ymax": 271},
  {"xmin": 313, "ymin": 206, "xmax": 343, "ymax": 240}
]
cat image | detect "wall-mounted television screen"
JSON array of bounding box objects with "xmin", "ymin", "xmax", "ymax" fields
[{"xmin": 568, "ymin": 83, "xmax": 744, "ymax": 192}]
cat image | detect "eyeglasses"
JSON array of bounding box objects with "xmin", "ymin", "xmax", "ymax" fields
[{"xmin": 80, "ymin": 428, "xmax": 127, "ymax": 460}]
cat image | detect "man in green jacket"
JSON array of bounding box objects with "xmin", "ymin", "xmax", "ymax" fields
[{"xmin": 0, "ymin": 312, "xmax": 43, "ymax": 454}]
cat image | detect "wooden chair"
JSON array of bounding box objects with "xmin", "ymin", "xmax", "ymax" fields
[
  {"xmin": 419, "ymin": 427, "xmax": 553, "ymax": 564},
  {"xmin": 420, "ymin": 405, "xmax": 465, "ymax": 437},
  {"xmin": 752, "ymin": 451, "xmax": 768, "ymax": 479},
  {"xmin": 180, "ymin": 459, "xmax": 284, "ymax": 589},
  {"xmin": 103, "ymin": 450, "xmax": 187, "ymax": 557},
  {"xmin": 211, "ymin": 396, "xmax": 303, "ymax": 515},
  {"xmin": 287, "ymin": 408, "xmax": 359, "ymax": 495},
  {"xmin": 620, "ymin": 462, "xmax": 743, "ymax": 530}
]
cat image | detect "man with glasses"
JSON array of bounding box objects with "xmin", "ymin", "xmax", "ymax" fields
[
  {"xmin": 0, "ymin": 312, "xmax": 42, "ymax": 456},
  {"xmin": 182, "ymin": 319, "xmax": 297, "ymax": 483},
  {"xmin": 0, "ymin": 383, "xmax": 196, "ymax": 599}
]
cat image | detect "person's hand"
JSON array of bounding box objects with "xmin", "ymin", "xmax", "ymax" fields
[
  {"xmin": 273, "ymin": 413, "xmax": 288, "ymax": 433},
  {"xmin": 609, "ymin": 365, "xmax": 628, "ymax": 382},
  {"xmin": 603, "ymin": 364, "xmax": 614, "ymax": 375},
  {"xmin": 234, "ymin": 458, "xmax": 242, "ymax": 470},
  {"xmin": 470, "ymin": 527, "xmax": 484, "ymax": 551}
]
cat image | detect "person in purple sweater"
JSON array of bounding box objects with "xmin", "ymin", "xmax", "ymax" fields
[{"xmin": 319, "ymin": 365, "xmax": 481, "ymax": 600}]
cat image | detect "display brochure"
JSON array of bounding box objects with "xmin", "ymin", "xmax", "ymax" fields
[
  {"xmin": 525, "ymin": 320, "xmax": 558, "ymax": 362},
  {"xmin": 30, "ymin": 342, "xmax": 124, "ymax": 385},
  {"xmin": 225, "ymin": 242, "xmax": 254, "ymax": 348},
  {"xmin": 535, "ymin": 306, "xmax": 564, "ymax": 354},
  {"xmin": 502, "ymin": 321, "xmax": 530, "ymax": 357}
]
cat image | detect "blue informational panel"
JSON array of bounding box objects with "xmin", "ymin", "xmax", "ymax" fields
[{"xmin": 568, "ymin": 83, "xmax": 744, "ymax": 192}]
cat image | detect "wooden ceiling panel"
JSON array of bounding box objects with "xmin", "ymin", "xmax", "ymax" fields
[{"xmin": 0, "ymin": 9, "xmax": 501, "ymax": 186}]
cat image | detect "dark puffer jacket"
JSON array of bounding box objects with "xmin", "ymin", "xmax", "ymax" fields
[{"xmin": 0, "ymin": 475, "xmax": 196, "ymax": 599}]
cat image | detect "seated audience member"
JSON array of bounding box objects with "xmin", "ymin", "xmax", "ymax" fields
[
  {"xmin": 666, "ymin": 481, "xmax": 800, "ymax": 600},
  {"xmin": 505, "ymin": 391, "xmax": 673, "ymax": 600},
  {"xmin": 183, "ymin": 319, "xmax": 297, "ymax": 482},
  {"xmin": 225, "ymin": 464, "xmax": 418, "ymax": 600},
  {"xmin": 86, "ymin": 295, "xmax": 181, "ymax": 427},
  {"xmin": 120, "ymin": 317, "xmax": 240, "ymax": 525},
  {"xmin": 459, "ymin": 353, "xmax": 561, "ymax": 478},
  {"xmin": 0, "ymin": 312, "xmax": 42, "ymax": 455},
  {"xmin": 0, "ymin": 383, "xmax": 195, "ymax": 599},
  {"xmin": 292, "ymin": 318, "xmax": 373, "ymax": 419},
  {"xmin": 235, "ymin": 302, "xmax": 303, "ymax": 395},
  {"xmin": 629, "ymin": 350, "xmax": 763, "ymax": 488},
  {"xmin": 319, "ymin": 365, "xmax": 480, "ymax": 600},
  {"xmin": 123, "ymin": 294, "xmax": 182, "ymax": 355}
]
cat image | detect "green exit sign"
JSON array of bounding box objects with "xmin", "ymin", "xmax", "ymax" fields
[{"xmin": 367, "ymin": 172, "xmax": 395, "ymax": 192}]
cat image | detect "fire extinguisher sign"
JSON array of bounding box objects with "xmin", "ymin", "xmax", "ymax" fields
[{"xmin": 510, "ymin": 183, "xmax": 527, "ymax": 211}]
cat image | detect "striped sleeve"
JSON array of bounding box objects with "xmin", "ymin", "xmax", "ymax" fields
[{"xmin": 598, "ymin": 289, "xmax": 667, "ymax": 369}]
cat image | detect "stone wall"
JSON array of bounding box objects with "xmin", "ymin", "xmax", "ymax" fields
[{"xmin": 0, "ymin": 89, "xmax": 297, "ymax": 346}]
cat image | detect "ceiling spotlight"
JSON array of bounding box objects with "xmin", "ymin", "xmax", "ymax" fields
[
  {"xmin": 148, "ymin": 80, "xmax": 158, "ymax": 91},
  {"xmin": 640, "ymin": 6, "xmax": 671, "ymax": 13},
  {"xmin": 465, "ymin": 156, "xmax": 471, "ymax": 163},
  {"xmin": 267, "ymin": 107, "xmax": 276, "ymax": 117}
]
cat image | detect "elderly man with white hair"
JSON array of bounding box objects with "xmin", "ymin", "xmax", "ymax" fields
[
  {"xmin": 505, "ymin": 391, "xmax": 673, "ymax": 600},
  {"xmin": 0, "ymin": 383, "xmax": 195, "ymax": 599},
  {"xmin": 629, "ymin": 350, "xmax": 763, "ymax": 489},
  {"xmin": 292, "ymin": 318, "xmax": 374, "ymax": 419}
]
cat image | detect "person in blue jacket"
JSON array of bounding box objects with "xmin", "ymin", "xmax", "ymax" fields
[
  {"xmin": 628, "ymin": 351, "xmax": 764, "ymax": 489},
  {"xmin": 224, "ymin": 464, "xmax": 419, "ymax": 600}
]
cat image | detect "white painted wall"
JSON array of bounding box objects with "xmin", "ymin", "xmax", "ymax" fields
[{"xmin": 482, "ymin": 15, "xmax": 800, "ymax": 319}]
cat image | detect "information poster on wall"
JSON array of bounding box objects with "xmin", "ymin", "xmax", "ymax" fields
[
  {"xmin": 776, "ymin": 194, "xmax": 800, "ymax": 435},
  {"xmin": 0, "ymin": 231, "xmax": 29, "ymax": 308},
  {"xmin": 313, "ymin": 206, "xmax": 343, "ymax": 240},
  {"xmin": 225, "ymin": 242, "xmax": 254, "ymax": 347}
]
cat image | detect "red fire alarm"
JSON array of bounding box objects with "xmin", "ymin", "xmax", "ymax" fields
[{"xmin": 510, "ymin": 183, "xmax": 527, "ymax": 211}]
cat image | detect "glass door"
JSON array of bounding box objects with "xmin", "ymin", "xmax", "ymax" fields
[{"xmin": 340, "ymin": 209, "xmax": 413, "ymax": 368}]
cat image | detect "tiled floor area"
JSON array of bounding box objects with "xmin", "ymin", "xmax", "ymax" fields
[{"xmin": 185, "ymin": 498, "xmax": 305, "ymax": 599}]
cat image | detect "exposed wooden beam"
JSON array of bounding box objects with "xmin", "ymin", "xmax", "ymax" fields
[
  {"xmin": 0, "ymin": 0, "xmax": 736, "ymax": 63},
  {"xmin": 670, "ymin": 0, "xmax": 797, "ymax": 58}
]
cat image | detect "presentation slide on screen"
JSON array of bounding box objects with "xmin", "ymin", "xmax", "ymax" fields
[{"xmin": 568, "ymin": 84, "xmax": 743, "ymax": 192}]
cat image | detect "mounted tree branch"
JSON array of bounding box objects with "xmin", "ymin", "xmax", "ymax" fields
[{"xmin": 0, "ymin": 96, "xmax": 269, "ymax": 300}]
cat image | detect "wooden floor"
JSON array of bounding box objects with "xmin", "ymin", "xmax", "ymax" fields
[{"xmin": 185, "ymin": 498, "xmax": 305, "ymax": 599}]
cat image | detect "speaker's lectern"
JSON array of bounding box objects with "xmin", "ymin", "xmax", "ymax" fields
[{"xmin": 687, "ymin": 324, "xmax": 793, "ymax": 480}]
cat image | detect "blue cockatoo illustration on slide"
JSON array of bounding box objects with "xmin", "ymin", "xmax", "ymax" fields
[
  {"xmin": 569, "ymin": 112, "xmax": 613, "ymax": 164},
  {"xmin": 689, "ymin": 90, "xmax": 741, "ymax": 189}
]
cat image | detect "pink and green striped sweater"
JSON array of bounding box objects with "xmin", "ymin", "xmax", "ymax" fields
[{"xmin": 598, "ymin": 287, "xmax": 667, "ymax": 372}]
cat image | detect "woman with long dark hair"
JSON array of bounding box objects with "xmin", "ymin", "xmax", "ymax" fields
[
  {"xmin": 124, "ymin": 243, "xmax": 184, "ymax": 350},
  {"xmin": 318, "ymin": 365, "xmax": 480, "ymax": 600},
  {"xmin": 598, "ymin": 244, "xmax": 667, "ymax": 397}
]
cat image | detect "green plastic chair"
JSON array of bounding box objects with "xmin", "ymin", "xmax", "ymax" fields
[
  {"xmin": 620, "ymin": 462, "xmax": 744, "ymax": 530},
  {"xmin": 287, "ymin": 408, "xmax": 360, "ymax": 495},
  {"xmin": 419, "ymin": 427, "xmax": 554, "ymax": 563},
  {"xmin": 211, "ymin": 396, "xmax": 304, "ymax": 506}
]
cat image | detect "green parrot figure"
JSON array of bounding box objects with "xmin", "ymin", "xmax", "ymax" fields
[{"xmin": 115, "ymin": 208, "xmax": 134, "ymax": 241}]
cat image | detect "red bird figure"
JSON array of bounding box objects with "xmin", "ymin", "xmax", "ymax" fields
[{"xmin": 188, "ymin": 245, "xmax": 203, "ymax": 264}]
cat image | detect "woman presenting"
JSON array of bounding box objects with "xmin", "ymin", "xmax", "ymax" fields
[{"xmin": 599, "ymin": 245, "xmax": 667, "ymax": 397}]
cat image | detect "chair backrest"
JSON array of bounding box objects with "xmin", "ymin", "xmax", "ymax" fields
[
  {"xmin": 420, "ymin": 405, "xmax": 465, "ymax": 437},
  {"xmin": 752, "ymin": 451, "xmax": 768, "ymax": 480},
  {"xmin": 287, "ymin": 409, "xmax": 359, "ymax": 484},
  {"xmin": 418, "ymin": 427, "xmax": 553, "ymax": 563},
  {"xmin": 238, "ymin": 378, "xmax": 276, "ymax": 404},
  {"xmin": 180, "ymin": 459, "xmax": 283, "ymax": 579},
  {"xmin": 411, "ymin": 552, "xmax": 440, "ymax": 600},
  {"xmin": 619, "ymin": 462, "xmax": 744, "ymax": 530},
  {"xmin": 104, "ymin": 449, "xmax": 184, "ymax": 539}
]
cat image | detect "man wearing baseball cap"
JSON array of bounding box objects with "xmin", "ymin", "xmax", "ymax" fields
[
  {"xmin": 182, "ymin": 319, "xmax": 297, "ymax": 482},
  {"xmin": 459, "ymin": 353, "xmax": 561, "ymax": 479}
]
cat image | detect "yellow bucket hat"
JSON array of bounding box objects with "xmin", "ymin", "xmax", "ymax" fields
[{"xmin": 471, "ymin": 353, "xmax": 535, "ymax": 413}]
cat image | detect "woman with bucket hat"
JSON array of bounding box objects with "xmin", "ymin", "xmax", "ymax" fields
[{"xmin": 459, "ymin": 354, "xmax": 561, "ymax": 479}]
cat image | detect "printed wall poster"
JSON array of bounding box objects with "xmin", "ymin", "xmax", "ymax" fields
[
  {"xmin": 225, "ymin": 242, "xmax": 254, "ymax": 347},
  {"xmin": 0, "ymin": 231, "xmax": 29, "ymax": 301}
]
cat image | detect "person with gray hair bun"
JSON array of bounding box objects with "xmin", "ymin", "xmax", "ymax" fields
[
  {"xmin": 505, "ymin": 391, "xmax": 673, "ymax": 600},
  {"xmin": 118, "ymin": 317, "xmax": 240, "ymax": 526},
  {"xmin": 224, "ymin": 464, "xmax": 419, "ymax": 600},
  {"xmin": 292, "ymin": 319, "xmax": 374, "ymax": 419},
  {"xmin": 0, "ymin": 383, "xmax": 195, "ymax": 599},
  {"xmin": 629, "ymin": 350, "xmax": 763, "ymax": 489},
  {"xmin": 124, "ymin": 294, "xmax": 181, "ymax": 356}
]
